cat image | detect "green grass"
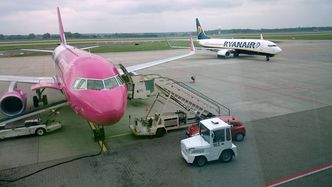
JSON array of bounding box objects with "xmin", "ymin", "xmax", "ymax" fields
[
  {"xmin": 90, "ymin": 41, "xmax": 171, "ymax": 53},
  {"xmin": 1, "ymin": 32, "xmax": 332, "ymax": 57}
]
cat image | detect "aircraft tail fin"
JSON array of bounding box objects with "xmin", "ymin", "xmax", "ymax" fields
[
  {"xmin": 57, "ymin": 7, "xmax": 67, "ymax": 45},
  {"xmin": 196, "ymin": 18, "xmax": 210, "ymax": 40}
]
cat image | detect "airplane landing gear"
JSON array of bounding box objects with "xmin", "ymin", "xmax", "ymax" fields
[
  {"xmin": 93, "ymin": 126, "xmax": 105, "ymax": 141},
  {"xmin": 266, "ymin": 56, "xmax": 270, "ymax": 61},
  {"xmin": 88, "ymin": 122, "xmax": 109, "ymax": 152},
  {"xmin": 33, "ymin": 89, "xmax": 48, "ymax": 107}
]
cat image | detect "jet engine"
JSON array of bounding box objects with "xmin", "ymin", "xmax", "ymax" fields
[
  {"xmin": 217, "ymin": 49, "xmax": 232, "ymax": 57},
  {"xmin": 0, "ymin": 83, "xmax": 27, "ymax": 116}
]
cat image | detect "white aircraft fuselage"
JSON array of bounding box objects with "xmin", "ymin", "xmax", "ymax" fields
[
  {"xmin": 198, "ymin": 38, "xmax": 282, "ymax": 57},
  {"xmin": 195, "ymin": 18, "xmax": 282, "ymax": 61}
]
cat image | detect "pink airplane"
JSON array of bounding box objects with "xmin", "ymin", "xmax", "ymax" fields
[{"xmin": 0, "ymin": 7, "xmax": 195, "ymax": 127}]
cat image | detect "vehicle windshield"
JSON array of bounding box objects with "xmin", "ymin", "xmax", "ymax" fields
[
  {"xmin": 199, "ymin": 122, "xmax": 210, "ymax": 143},
  {"xmin": 73, "ymin": 75, "xmax": 124, "ymax": 90}
]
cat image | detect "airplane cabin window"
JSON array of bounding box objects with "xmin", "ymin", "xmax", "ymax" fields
[{"xmin": 87, "ymin": 79, "xmax": 104, "ymax": 90}]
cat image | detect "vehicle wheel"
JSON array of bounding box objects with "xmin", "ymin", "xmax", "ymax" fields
[
  {"xmin": 42, "ymin": 95, "xmax": 48, "ymax": 106},
  {"xmin": 194, "ymin": 156, "xmax": 207, "ymax": 167},
  {"xmin": 235, "ymin": 133, "xmax": 244, "ymax": 141},
  {"xmin": 36, "ymin": 128, "xmax": 46, "ymax": 136},
  {"xmin": 266, "ymin": 56, "xmax": 270, "ymax": 61},
  {"xmin": 155, "ymin": 128, "xmax": 166, "ymax": 137},
  {"xmin": 220, "ymin": 150, "xmax": 233, "ymax": 162},
  {"xmin": 33, "ymin": 96, "xmax": 39, "ymax": 107}
]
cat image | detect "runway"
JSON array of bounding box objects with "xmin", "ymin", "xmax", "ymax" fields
[{"xmin": 0, "ymin": 40, "xmax": 331, "ymax": 186}]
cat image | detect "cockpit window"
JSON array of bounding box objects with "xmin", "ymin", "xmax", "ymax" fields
[
  {"xmin": 73, "ymin": 75, "xmax": 124, "ymax": 91},
  {"xmin": 104, "ymin": 77, "xmax": 118, "ymax": 89},
  {"xmin": 268, "ymin": 44, "xmax": 277, "ymax": 47},
  {"xmin": 116, "ymin": 76, "xmax": 124, "ymax": 85},
  {"xmin": 73, "ymin": 79, "xmax": 87, "ymax": 90},
  {"xmin": 87, "ymin": 80, "xmax": 104, "ymax": 90}
]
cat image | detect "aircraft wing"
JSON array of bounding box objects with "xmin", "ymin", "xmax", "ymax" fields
[
  {"xmin": 21, "ymin": 49, "xmax": 54, "ymax": 53},
  {"xmin": 0, "ymin": 75, "xmax": 62, "ymax": 91},
  {"xmin": 167, "ymin": 40, "xmax": 219, "ymax": 51},
  {"xmin": 120, "ymin": 37, "xmax": 195, "ymax": 74},
  {"xmin": 0, "ymin": 75, "xmax": 58, "ymax": 84},
  {"xmin": 81, "ymin": 45, "xmax": 99, "ymax": 50},
  {"xmin": 124, "ymin": 50, "xmax": 195, "ymax": 73}
]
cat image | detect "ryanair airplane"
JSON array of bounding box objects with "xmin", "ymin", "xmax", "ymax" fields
[{"xmin": 196, "ymin": 18, "xmax": 282, "ymax": 61}]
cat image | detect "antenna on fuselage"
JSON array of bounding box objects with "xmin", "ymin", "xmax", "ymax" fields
[{"xmin": 260, "ymin": 33, "xmax": 264, "ymax": 40}]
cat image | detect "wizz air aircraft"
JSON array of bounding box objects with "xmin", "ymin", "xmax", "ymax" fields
[
  {"xmin": 0, "ymin": 7, "xmax": 195, "ymax": 126},
  {"xmin": 196, "ymin": 18, "xmax": 282, "ymax": 61}
]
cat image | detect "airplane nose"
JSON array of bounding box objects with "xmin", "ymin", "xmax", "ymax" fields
[
  {"xmin": 276, "ymin": 46, "xmax": 282, "ymax": 53},
  {"xmin": 79, "ymin": 87, "xmax": 128, "ymax": 125},
  {"xmin": 91, "ymin": 98, "xmax": 127, "ymax": 125}
]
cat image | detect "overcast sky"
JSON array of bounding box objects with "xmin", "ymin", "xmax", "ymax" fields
[{"xmin": 0, "ymin": 0, "xmax": 332, "ymax": 35}]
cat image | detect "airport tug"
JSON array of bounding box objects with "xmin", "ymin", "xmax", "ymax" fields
[{"xmin": 181, "ymin": 117, "xmax": 237, "ymax": 167}]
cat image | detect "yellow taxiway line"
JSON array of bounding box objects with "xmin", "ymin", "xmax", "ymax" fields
[{"xmin": 87, "ymin": 121, "xmax": 109, "ymax": 153}]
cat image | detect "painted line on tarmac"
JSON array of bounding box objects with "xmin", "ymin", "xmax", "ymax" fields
[
  {"xmin": 87, "ymin": 121, "xmax": 109, "ymax": 153},
  {"xmin": 88, "ymin": 121, "xmax": 96, "ymax": 130},
  {"xmin": 98, "ymin": 140, "xmax": 109, "ymax": 153},
  {"xmin": 263, "ymin": 162, "xmax": 332, "ymax": 187},
  {"xmin": 107, "ymin": 132, "xmax": 132, "ymax": 139}
]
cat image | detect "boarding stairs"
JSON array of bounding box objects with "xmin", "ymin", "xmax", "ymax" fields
[{"xmin": 152, "ymin": 76, "xmax": 230, "ymax": 118}]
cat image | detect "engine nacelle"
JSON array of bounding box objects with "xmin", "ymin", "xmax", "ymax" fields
[
  {"xmin": 0, "ymin": 88, "xmax": 27, "ymax": 116},
  {"xmin": 217, "ymin": 49, "xmax": 232, "ymax": 57}
]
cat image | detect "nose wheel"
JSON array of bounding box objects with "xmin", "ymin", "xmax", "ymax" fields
[
  {"xmin": 88, "ymin": 122, "xmax": 109, "ymax": 153},
  {"xmin": 93, "ymin": 126, "xmax": 105, "ymax": 141}
]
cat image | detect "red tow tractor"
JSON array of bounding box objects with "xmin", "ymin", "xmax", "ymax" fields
[{"xmin": 186, "ymin": 116, "xmax": 246, "ymax": 141}]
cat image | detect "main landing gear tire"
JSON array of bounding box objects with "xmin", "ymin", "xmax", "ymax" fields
[
  {"xmin": 220, "ymin": 150, "xmax": 233, "ymax": 163},
  {"xmin": 234, "ymin": 133, "xmax": 244, "ymax": 141},
  {"xmin": 194, "ymin": 156, "xmax": 207, "ymax": 167},
  {"xmin": 155, "ymin": 128, "xmax": 166, "ymax": 137},
  {"xmin": 266, "ymin": 56, "xmax": 270, "ymax": 61},
  {"xmin": 35, "ymin": 128, "xmax": 46, "ymax": 136}
]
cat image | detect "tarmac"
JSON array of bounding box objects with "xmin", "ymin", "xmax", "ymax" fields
[{"xmin": 0, "ymin": 40, "xmax": 331, "ymax": 186}]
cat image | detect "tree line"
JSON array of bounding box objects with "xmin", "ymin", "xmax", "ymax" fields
[
  {"xmin": 0, "ymin": 32, "xmax": 93, "ymax": 40},
  {"xmin": 1, "ymin": 27, "xmax": 332, "ymax": 40}
]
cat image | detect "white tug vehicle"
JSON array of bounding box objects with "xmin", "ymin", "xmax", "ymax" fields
[{"xmin": 181, "ymin": 117, "xmax": 237, "ymax": 167}]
